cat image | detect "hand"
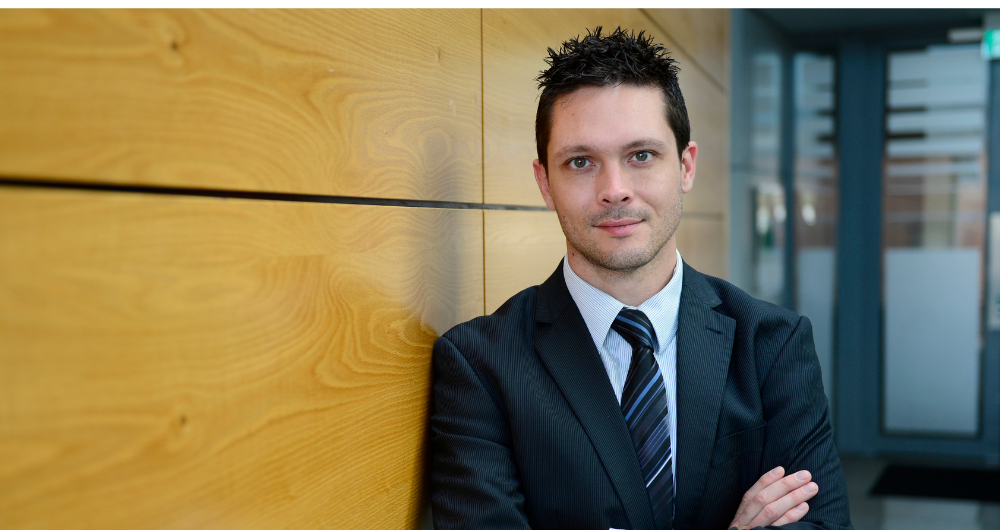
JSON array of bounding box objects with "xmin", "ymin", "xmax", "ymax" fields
[{"xmin": 728, "ymin": 466, "xmax": 818, "ymax": 529}]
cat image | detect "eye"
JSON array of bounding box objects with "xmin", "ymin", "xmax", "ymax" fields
[
  {"xmin": 569, "ymin": 157, "xmax": 591, "ymax": 169},
  {"xmin": 632, "ymin": 151, "xmax": 651, "ymax": 163}
]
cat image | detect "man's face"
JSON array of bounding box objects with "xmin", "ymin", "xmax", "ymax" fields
[{"xmin": 533, "ymin": 84, "xmax": 697, "ymax": 275}]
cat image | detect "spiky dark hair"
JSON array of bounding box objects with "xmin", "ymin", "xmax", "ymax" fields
[{"xmin": 534, "ymin": 26, "xmax": 690, "ymax": 169}]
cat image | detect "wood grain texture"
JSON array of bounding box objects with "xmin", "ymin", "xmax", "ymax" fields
[
  {"xmin": 0, "ymin": 9, "xmax": 482, "ymax": 202},
  {"xmin": 483, "ymin": 8, "xmax": 730, "ymax": 219},
  {"xmin": 642, "ymin": 9, "xmax": 731, "ymax": 91},
  {"xmin": 680, "ymin": 60, "xmax": 730, "ymax": 218},
  {"xmin": 0, "ymin": 187, "xmax": 483, "ymax": 529},
  {"xmin": 675, "ymin": 214, "xmax": 727, "ymax": 279},
  {"xmin": 484, "ymin": 210, "xmax": 565, "ymax": 314}
]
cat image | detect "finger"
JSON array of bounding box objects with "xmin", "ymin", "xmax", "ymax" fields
[
  {"xmin": 732, "ymin": 466, "xmax": 785, "ymax": 525},
  {"xmin": 738, "ymin": 470, "xmax": 811, "ymax": 527},
  {"xmin": 772, "ymin": 502, "xmax": 810, "ymax": 526},
  {"xmin": 748, "ymin": 480, "xmax": 818, "ymax": 528}
]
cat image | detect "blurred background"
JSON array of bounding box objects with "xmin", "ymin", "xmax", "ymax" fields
[
  {"xmin": 1, "ymin": 8, "xmax": 998, "ymax": 529},
  {"xmin": 731, "ymin": 9, "xmax": 1000, "ymax": 529}
]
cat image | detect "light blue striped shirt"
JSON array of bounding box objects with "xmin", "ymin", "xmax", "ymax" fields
[{"xmin": 562, "ymin": 250, "xmax": 682, "ymax": 487}]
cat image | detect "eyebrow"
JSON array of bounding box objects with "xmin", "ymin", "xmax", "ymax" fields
[
  {"xmin": 622, "ymin": 138, "xmax": 668, "ymax": 151},
  {"xmin": 551, "ymin": 138, "xmax": 669, "ymax": 160}
]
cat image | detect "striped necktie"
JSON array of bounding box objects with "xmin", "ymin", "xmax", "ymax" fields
[{"xmin": 612, "ymin": 308, "xmax": 673, "ymax": 530}]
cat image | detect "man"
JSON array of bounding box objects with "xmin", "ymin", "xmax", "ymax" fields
[{"xmin": 430, "ymin": 27, "xmax": 852, "ymax": 530}]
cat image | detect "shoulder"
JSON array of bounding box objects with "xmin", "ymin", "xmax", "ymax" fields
[
  {"xmin": 694, "ymin": 268, "xmax": 801, "ymax": 326},
  {"xmin": 436, "ymin": 283, "xmax": 540, "ymax": 361},
  {"xmin": 684, "ymin": 264, "xmax": 811, "ymax": 358},
  {"xmin": 438, "ymin": 261, "xmax": 570, "ymax": 354}
]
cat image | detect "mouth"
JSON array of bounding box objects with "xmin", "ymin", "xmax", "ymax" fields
[{"xmin": 595, "ymin": 219, "xmax": 642, "ymax": 237}]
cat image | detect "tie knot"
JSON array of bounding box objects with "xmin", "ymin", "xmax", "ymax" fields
[{"xmin": 611, "ymin": 308, "xmax": 657, "ymax": 351}]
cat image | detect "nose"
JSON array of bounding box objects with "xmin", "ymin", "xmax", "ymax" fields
[{"xmin": 597, "ymin": 162, "xmax": 632, "ymax": 205}]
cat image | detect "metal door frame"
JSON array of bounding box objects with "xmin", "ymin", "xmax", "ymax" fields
[{"xmin": 832, "ymin": 36, "xmax": 1000, "ymax": 466}]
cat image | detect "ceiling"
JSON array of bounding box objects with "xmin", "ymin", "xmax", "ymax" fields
[{"xmin": 754, "ymin": 9, "xmax": 989, "ymax": 38}]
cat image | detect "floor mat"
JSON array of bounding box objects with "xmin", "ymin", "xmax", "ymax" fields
[{"xmin": 870, "ymin": 465, "xmax": 1000, "ymax": 502}]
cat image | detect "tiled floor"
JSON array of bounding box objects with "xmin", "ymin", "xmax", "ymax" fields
[{"xmin": 841, "ymin": 455, "xmax": 1000, "ymax": 530}]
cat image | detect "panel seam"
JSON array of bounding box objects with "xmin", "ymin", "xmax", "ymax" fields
[{"xmin": 0, "ymin": 177, "xmax": 552, "ymax": 212}]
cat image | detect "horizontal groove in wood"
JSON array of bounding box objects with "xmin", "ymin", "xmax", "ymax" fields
[
  {"xmin": 0, "ymin": 187, "xmax": 484, "ymax": 529},
  {"xmin": 0, "ymin": 9, "xmax": 483, "ymax": 202},
  {"xmin": 0, "ymin": 177, "xmax": 550, "ymax": 211},
  {"xmin": 484, "ymin": 209, "xmax": 565, "ymax": 314}
]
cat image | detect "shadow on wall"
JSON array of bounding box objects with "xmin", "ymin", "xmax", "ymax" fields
[{"xmin": 0, "ymin": 187, "xmax": 483, "ymax": 529}]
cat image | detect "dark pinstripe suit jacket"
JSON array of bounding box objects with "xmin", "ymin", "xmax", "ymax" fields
[{"xmin": 430, "ymin": 261, "xmax": 852, "ymax": 530}]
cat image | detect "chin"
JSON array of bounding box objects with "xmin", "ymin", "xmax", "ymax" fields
[{"xmin": 588, "ymin": 248, "xmax": 658, "ymax": 272}]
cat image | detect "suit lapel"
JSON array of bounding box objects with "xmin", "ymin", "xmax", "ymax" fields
[
  {"xmin": 674, "ymin": 264, "xmax": 736, "ymax": 529},
  {"xmin": 534, "ymin": 262, "xmax": 657, "ymax": 530}
]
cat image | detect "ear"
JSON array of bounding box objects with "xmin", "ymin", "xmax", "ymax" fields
[
  {"xmin": 533, "ymin": 159, "xmax": 557, "ymax": 211},
  {"xmin": 680, "ymin": 141, "xmax": 697, "ymax": 194}
]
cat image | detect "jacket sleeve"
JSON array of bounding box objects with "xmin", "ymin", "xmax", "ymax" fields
[
  {"xmin": 429, "ymin": 334, "xmax": 532, "ymax": 529},
  {"xmin": 759, "ymin": 316, "xmax": 853, "ymax": 530}
]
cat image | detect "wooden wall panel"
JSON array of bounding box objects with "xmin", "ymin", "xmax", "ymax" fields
[
  {"xmin": 642, "ymin": 9, "xmax": 730, "ymax": 91},
  {"xmin": 0, "ymin": 188, "xmax": 483, "ymax": 529},
  {"xmin": 484, "ymin": 210, "xmax": 565, "ymax": 314},
  {"xmin": 0, "ymin": 10, "xmax": 482, "ymax": 202},
  {"xmin": 675, "ymin": 214, "xmax": 727, "ymax": 278},
  {"xmin": 0, "ymin": 9, "xmax": 733, "ymax": 529},
  {"xmin": 680, "ymin": 63, "xmax": 730, "ymax": 219}
]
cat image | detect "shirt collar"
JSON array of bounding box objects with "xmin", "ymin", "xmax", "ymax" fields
[{"xmin": 563, "ymin": 249, "xmax": 684, "ymax": 351}]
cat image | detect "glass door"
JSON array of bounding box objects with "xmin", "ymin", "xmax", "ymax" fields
[
  {"xmin": 881, "ymin": 43, "xmax": 988, "ymax": 438},
  {"xmin": 793, "ymin": 52, "xmax": 839, "ymax": 408},
  {"xmin": 833, "ymin": 37, "xmax": 999, "ymax": 461}
]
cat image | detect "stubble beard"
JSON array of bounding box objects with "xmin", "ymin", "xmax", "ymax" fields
[{"xmin": 559, "ymin": 194, "xmax": 683, "ymax": 277}]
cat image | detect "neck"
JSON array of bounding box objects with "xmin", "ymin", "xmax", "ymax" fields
[{"xmin": 566, "ymin": 243, "xmax": 677, "ymax": 307}]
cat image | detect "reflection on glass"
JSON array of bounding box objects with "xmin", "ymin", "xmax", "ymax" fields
[
  {"xmin": 750, "ymin": 52, "xmax": 784, "ymax": 305},
  {"xmin": 753, "ymin": 183, "xmax": 785, "ymax": 304},
  {"xmin": 882, "ymin": 44, "xmax": 986, "ymax": 436},
  {"xmin": 792, "ymin": 53, "xmax": 838, "ymax": 407}
]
